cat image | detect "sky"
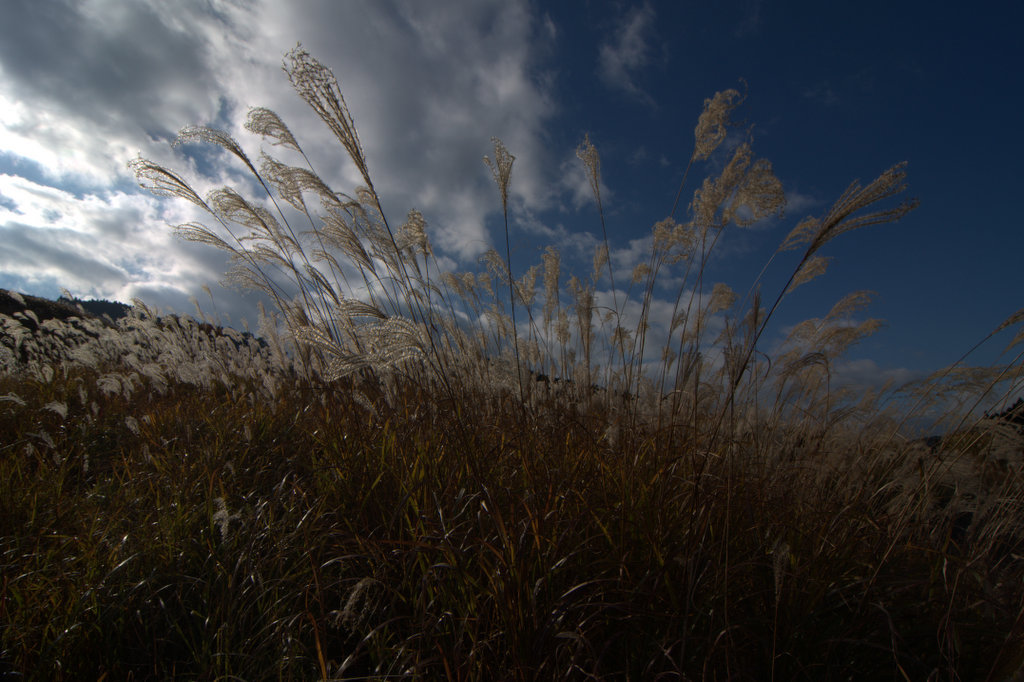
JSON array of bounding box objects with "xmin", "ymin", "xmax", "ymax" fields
[{"xmin": 1, "ymin": 0, "xmax": 1022, "ymax": 398}]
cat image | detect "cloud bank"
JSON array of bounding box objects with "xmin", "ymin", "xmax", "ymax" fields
[{"xmin": 0, "ymin": 0, "xmax": 562, "ymax": 324}]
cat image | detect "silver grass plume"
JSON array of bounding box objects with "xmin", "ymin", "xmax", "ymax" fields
[
  {"xmin": 245, "ymin": 107, "xmax": 301, "ymax": 153},
  {"xmin": 693, "ymin": 87, "xmax": 743, "ymax": 162},
  {"xmin": 284, "ymin": 46, "xmax": 371, "ymax": 188}
]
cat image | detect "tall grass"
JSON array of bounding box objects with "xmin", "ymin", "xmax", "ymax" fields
[{"xmin": 2, "ymin": 46, "xmax": 1024, "ymax": 679}]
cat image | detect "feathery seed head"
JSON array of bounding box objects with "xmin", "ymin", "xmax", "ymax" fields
[
  {"xmin": 175, "ymin": 125, "xmax": 258, "ymax": 176},
  {"xmin": 481, "ymin": 248, "xmax": 509, "ymax": 281},
  {"xmin": 440, "ymin": 272, "xmax": 463, "ymax": 297},
  {"xmin": 592, "ymin": 244, "xmax": 609, "ymax": 282},
  {"xmin": 173, "ymin": 222, "xmax": 233, "ymax": 252},
  {"xmin": 780, "ymin": 215, "xmax": 821, "ymax": 252},
  {"xmin": 708, "ymin": 283, "xmax": 737, "ymax": 314},
  {"xmin": 124, "ymin": 415, "xmax": 141, "ymax": 436},
  {"xmin": 805, "ymin": 162, "xmax": 917, "ymax": 258},
  {"xmin": 211, "ymin": 497, "xmax": 241, "ymax": 542},
  {"xmin": 612, "ymin": 325, "xmax": 632, "ymax": 353},
  {"xmin": 826, "ymin": 290, "xmax": 876, "ymax": 323},
  {"xmin": 245, "ymin": 107, "xmax": 301, "ymax": 152},
  {"xmin": 541, "ymin": 246, "xmax": 560, "ymax": 317},
  {"xmin": 672, "ymin": 220, "xmax": 696, "ymax": 244},
  {"xmin": 43, "ymin": 400, "xmax": 67, "ymax": 420},
  {"xmin": 692, "ymin": 149, "xmax": 741, "ymax": 227},
  {"xmin": 689, "ymin": 142, "xmax": 785, "ymax": 230},
  {"xmin": 129, "ymin": 157, "xmax": 206, "ymax": 208},
  {"xmin": 341, "ymin": 577, "xmax": 383, "ymax": 629},
  {"xmin": 0, "ymin": 393, "xmax": 26, "ymax": 407},
  {"xmin": 260, "ymin": 154, "xmax": 338, "ymax": 211},
  {"xmin": 483, "ymin": 137, "xmax": 515, "ymax": 212},
  {"xmin": 224, "ymin": 262, "xmax": 276, "ymax": 297},
  {"xmin": 477, "ymin": 271, "xmax": 493, "ymax": 297},
  {"xmin": 284, "ymin": 46, "xmax": 371, "ymax": 186},
  {"xmin": 789, "ymin": 255, "xmax": 831, "ymax": 291},
  {"xmin": 556, "ymin": 309, "xmax": 571, "ymax": 344},
  {"xmin": 995, "ymin": 307, "xmax": 1024, "ymax": 334},
  {"xmin": 398, "ymin": 209, "xmax": 432, "ymax": 256},
  {"xmin": 516, "ymin": 265, "xmax": 539, "ymax": 307},
  {"xmin": 321, "ymin": 207, "xmax": 373, "ymax": 269},
  {"xmin": 333, "ymin": 298, "xmax": 386, "ymax": 321},
  {"xmin": 1002, "ymin": 323, "xmax": 1024, "ymax": 354},
  {"xmin": 576, "ymin": 133, "xmax": 602, "ymax": 203},
  {"xmin": 727, "ymin": 158, "xmax": 785, "ymax": 227},
  {"xmin": 651, "ymin": 218, "xmax": 675, "ymax": 251},
  {"xmin": 995, "ymin": 307, "xmax": 1024, "ymax": 350},
  {"xmin": 694, "ymin": 87, "xmax": 742, "ymax": 161}
]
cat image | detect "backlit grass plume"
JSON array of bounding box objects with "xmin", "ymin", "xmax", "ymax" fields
[{"xmin": 127, "ymin": 45, "xmax": 926, "ymax": 436}]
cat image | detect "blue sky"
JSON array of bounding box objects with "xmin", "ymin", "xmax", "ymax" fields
[{"xmin": 1, "ymin": 0, "xmax": 1021, "ymax": 396}]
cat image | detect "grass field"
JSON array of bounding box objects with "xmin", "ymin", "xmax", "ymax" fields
[{"xmin": 2, "ymin": 48, "xmax": 1023, "ymax": 680}]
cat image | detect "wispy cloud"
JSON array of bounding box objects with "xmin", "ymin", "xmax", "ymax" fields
[
  {"xmin": 734, "ymin": 0, "xmax": 762, "ymax": 38},
  {"xmin": 833, "ymin": 357, "xmax": 922, "ymax": 394},
  {"xmin": 783, "ymin": 188, "xmax": 820, "ymax": 217},
  {"xmin": 597, "ymin": 3, "xmax": 657, "ymax": 103},
  {"xmin": 801, "ymin": 81, "xmax": 840, "ymax": 107}
]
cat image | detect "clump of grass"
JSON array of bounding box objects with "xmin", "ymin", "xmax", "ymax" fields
[{"xmin": 3, "ymin": 46, "xmax": 1024, "ymax": 679}]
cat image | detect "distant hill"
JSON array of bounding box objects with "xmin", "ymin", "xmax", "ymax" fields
[
  {"xmin": 0, "ymin": 288, "xmax": 267, "ymax": 351},
  {"xmin": 985, "ymin": 397, "xmax": 1024, "ymax": 427},
  {"xmin": 0, "ymin": 289, "xmax": 124, "ymax": 326},
  {"xmin": 58, "ymin": 295, "xmax": 131, "ymax": 322}
]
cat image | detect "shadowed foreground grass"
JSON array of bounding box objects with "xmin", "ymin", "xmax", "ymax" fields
[{"xmin": 2, "ymin": 354, "xmax": 1023, "ymax": 680}]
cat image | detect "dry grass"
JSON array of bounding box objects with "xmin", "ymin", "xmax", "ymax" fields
[{"xmin": 2, "ymin": 46, "xmax": 1024, "ymax": 680}]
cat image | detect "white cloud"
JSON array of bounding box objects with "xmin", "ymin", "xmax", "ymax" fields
[
  {"xmin": 833, "ymin": 357, "xmax": 922, "ymax": 394},
  {"xmin": 597, "ymin": 3, "xmax": 656, "ymax": 102},
  {"xmin": 0, "ymin": 174, "xmax": 229, "ymax": 305},
  {"xmin": 0, "ymin": 0, "xmax": 564, "ymax": 319},
  {"xmin": 783, "ymin": 188, "xmax": 819, "ymax": 217},
  {"xmin": 0, "ymin": 0, "xmax": 229, "ymax": 187}
]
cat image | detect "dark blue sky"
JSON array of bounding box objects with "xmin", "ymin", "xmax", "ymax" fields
[{"xmin": 528, "ymin": 1, "xmax": 1024, "ymax": 376}]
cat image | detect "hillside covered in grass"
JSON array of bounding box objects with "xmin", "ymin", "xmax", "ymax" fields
[{"xmin": 3, "ymin": 48, "xmax": 1024, "ymax": 680}]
